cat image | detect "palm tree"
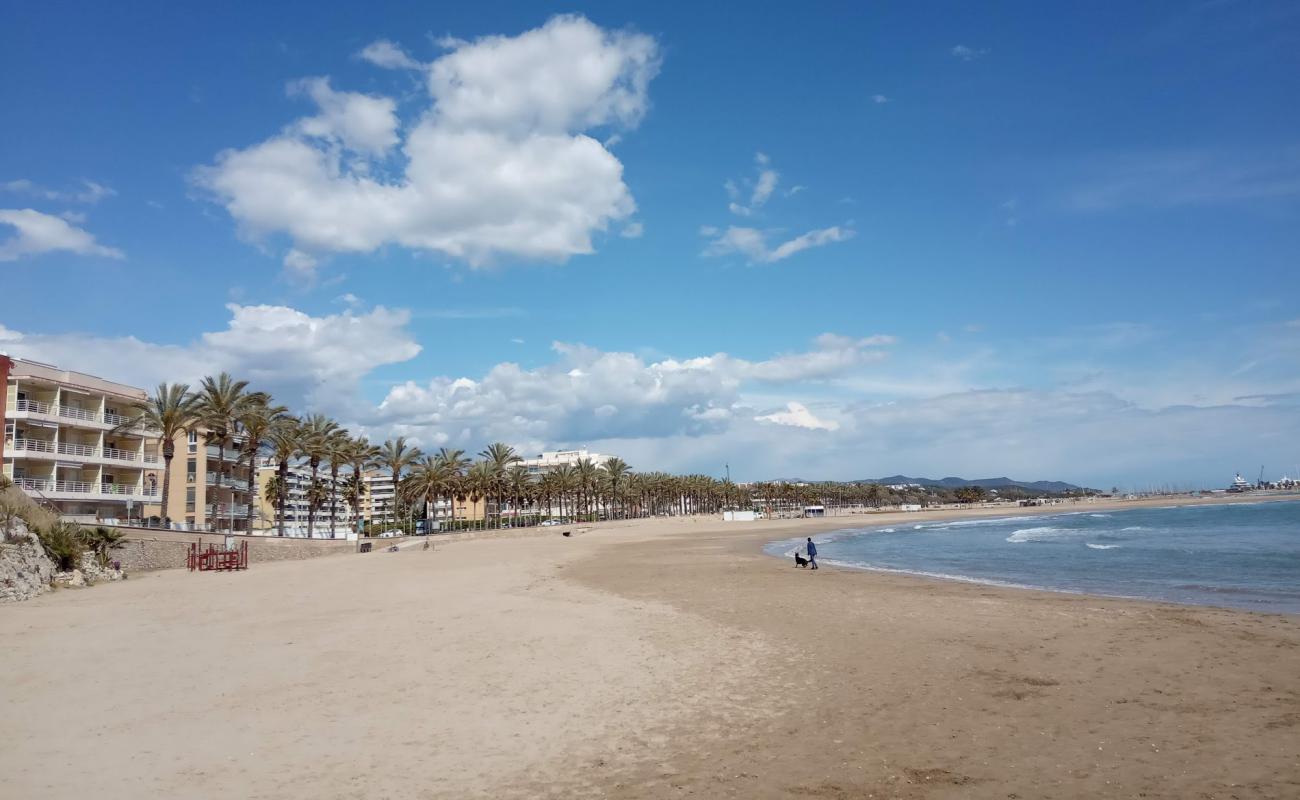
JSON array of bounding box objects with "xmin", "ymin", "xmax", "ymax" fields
[
  {"xmin": 478, "ymin": 442, "xmax": 521, "ymax": 528},
  {"xmin": 574, "ymin": 458, "xmax": 600, "ymax": 520},
  {"xmin": 403, "ymin": 455, "xmax": 455, "ymax": 532},
  {"xmin": 322, "ymin": 428, "xmax": 353, "ymax": 538},
  {"xmin": 434, "ymin": 448, "xmax": 471, "ymax": 530},
  {"xmin": 600, "ymin": 457, "xmax": 631, "ymax": 519},
  {"xmin": 506, "ymin": 464, "xmax": 533, "ymax": 526},
  {"xmin": 125, "ymin": 383, "xmax": 200, "ymax": 529},
  {"xmin": 236, "ymin": 396, "xmax": 289, "ymax": 534},
  {"xmin": 264, "ymin": 417, "xmax": 301, "ymax": 536},
  {"xmin": 297, "ymin": 414, "xmax": 340, "ymax": 538},
  {"xmin": 192, "ymin": 373, "xmax": 257, "ymax": 532},
  {"xmin": 464, "ymin": 461, "xmax": 495, "ymax": 530},
  {"xmin": 376, "ymin": 437, "xmax": 422, "ymax": 534},
  {"xmin": 343, "ymin": 436, "xmax": 379, "ymax": 537},
  {"xmin": 551, "ymin": 464, "xmax": 577, "ymax": 520}
]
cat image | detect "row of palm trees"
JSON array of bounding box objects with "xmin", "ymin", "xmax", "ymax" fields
[{"xmin": 132, "ymin": 373, "xmax": 758, "ymax": 537}]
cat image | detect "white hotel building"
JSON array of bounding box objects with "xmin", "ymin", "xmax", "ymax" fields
[
  {"xmin": 520, "ymin": 449, "xmax": 612, "ymax": 476},
  {"xmin": 2, "ymin": 358, "xmax": 162, "ymax": 523}
]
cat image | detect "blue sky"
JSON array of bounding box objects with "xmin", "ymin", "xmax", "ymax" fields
[{"xmin": 2, "ymin": 2, "xmax": 1298, "ymax": 487}]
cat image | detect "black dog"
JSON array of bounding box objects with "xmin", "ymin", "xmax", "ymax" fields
[{"xmin": 794, "ymin": 552, "xmax": 810, "ymax": 568}]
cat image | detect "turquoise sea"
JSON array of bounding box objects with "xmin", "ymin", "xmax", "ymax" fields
[{"xmin": 766, "ymin": 499, "xmax": 1300, "ymax": 614}]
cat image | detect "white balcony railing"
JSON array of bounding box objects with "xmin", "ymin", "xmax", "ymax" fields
[
  {"xmin": 14, "ymin": 477, "xmax": 158, "ymax": 499},
  {"xmin": 101, "ymin": 446, "xmax": 138, "ymax": 462},
  {"xmin": 57, "ymin": 405, "xmax": 97, "ymax": 422},
  {"xmin": 58, "ymin": 441, "xmax": 97, "ymax": 458},
  {"xmin": 12, "ymin": 437, "xmax": 56, "ymax": 454},
  {"xmin": 12, "ymin": 399, "xmax": 53, "ymax": 415}
]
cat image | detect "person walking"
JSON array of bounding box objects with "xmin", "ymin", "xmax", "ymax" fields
[{"xmin": 806, "ymin": 537, "xmax": 819, "ymax": 570}]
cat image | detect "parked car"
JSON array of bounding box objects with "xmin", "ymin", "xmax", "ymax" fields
[
  {"xmin": 540, "ymin": 519, "xmax": 563, "ymax": 527},
  {"xmin": 377, "ymin": 530, "xmax": 402, "ymax": 538}
]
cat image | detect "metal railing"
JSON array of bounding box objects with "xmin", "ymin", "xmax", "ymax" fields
[
  {"xmin": 206, "ymin": 474, "xmax": 251, "ymax": 491},
  {"xmin": 12, "ymin": 398, "xmax": 53, "ymax": 415},
  {"xmin": 13, "ymin": 477, "xmax": 158, "ymax": 498},
  {"xmin": 101, "ymin": 445, "xmax": 139, "ymax": 462},
  {"xmin": 57, "ymin": 404, "xmax": 97, "ymax": 422},
  {"xmin": 12, "ymin": 437, "xmax": 56, "ymax": 453},
  {"xmin": 58, "ymin": 441, "xmax": 97, "ymax": 457}
]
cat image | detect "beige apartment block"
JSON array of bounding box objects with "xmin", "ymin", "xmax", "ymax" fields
[
  {"xmin": 254, "ymin": 459, "xmax": 354, "ymax": 538},
  {"xmin": 159, "ymin": 429, "xmax": 256, "ymax": 532},
  {"xmin": 2, "ymin": 358, "xmax": 162, "ymax": 524}
]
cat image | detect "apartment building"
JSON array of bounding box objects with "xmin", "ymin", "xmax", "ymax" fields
[
  {"xmin": 253, "ymin": 459, "xmax": 354, "ymax": 538},
  {"xmin": 360, "ymin": 469, "xmax": 485, "ymax": 532},
  {"xmin": 520, "ymin": 448, "xmax": 612, "ymax": 476},
  {"xmin": 160, "ymin": 429, "xmax": 256, "ymax": 532},
  {"xmin": 2, "ymin": 358, "xmax": 162, "ymax": 523}
]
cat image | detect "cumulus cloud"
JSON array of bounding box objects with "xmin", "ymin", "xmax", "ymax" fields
[
  {"xmin": 703, "ymin": 225, "xmax": 854, "ymax": 263},
  {"xmin": 620, "ymin": 221, "xmax": 644, "ymax": 238},
  {"xmin": 290, "ymin": 77, "xmax": 400, "ymax": 155},
  {"xmin": 1, "ymin": 303, "xmax": 420, "ymax": 412},
  {"xmin": 374, "ymin": 333, "xmax": 892, "ymax": 445},
  {"xmin": 0, "ymin": 208, "xmax": 124, "ymax": 261},
  {"xmin": 755, "ymin": 401, "xmax": 839, "ymax": 431},
  {"xmin": 356, "ymin": 39, "xmax": 423, "ymax": 70},
  {"xmin": 196, "ymin": 15, "xmax": 661, "ymax": 270},
  {"xmin": 871, "ymin": 94, "xmax": 890, "ymax": 104}
]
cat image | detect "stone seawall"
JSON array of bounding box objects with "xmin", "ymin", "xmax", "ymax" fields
[{"xmin": 109, "ymin": 529, "xmax": 356, "ymax": 572}]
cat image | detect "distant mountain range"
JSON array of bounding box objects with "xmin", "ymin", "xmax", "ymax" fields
[{"xmin": 860, "ymin": 475, "xmax": 1085, "ymax": 492}]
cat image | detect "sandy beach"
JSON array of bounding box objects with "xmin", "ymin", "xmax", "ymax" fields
[{"xmin": 2, "ymin": 496, "xmax": 1298, "ymax": 799}]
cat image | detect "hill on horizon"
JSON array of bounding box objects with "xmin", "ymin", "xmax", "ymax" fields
[{"xmin": 858, "ymin": 475, "xmax": 1085, "ymax": 492}]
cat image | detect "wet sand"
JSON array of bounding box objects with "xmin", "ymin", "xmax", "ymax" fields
[{"xmin": 1, "ymin": 495, "xmax": 1297, "ymax": 798}]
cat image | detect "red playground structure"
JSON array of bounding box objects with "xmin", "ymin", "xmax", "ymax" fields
[{"xmin": 187, "ymin": 540, "xmax": 249, "ymax": 572}]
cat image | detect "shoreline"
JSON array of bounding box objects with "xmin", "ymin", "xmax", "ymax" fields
[{"xmin": 749, "ymin": 493, "xmax": 1300, "ymax": 615}]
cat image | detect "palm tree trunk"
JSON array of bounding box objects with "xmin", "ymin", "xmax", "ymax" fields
[
  {"xmin": 161, "ymin": 438, "xmax": 175, "ymax": 529},
  {"xmin": 329, "ymin": 465, "xmax": 340, "ymax": 538},
  {"xmin": 307, "ymin": 460, "xmax": 318, "ymax": 538},
  {"xmin": 277, "ymin": 459, "xmax": 288, "ymax": 537}
]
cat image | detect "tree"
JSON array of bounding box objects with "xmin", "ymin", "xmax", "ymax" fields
[
  {"xmin": 464, "ymin": 461, "xmax": 494, "ymax": 530},
  {"xmin": 124, "ymin": 383, "xmax": 200, "ymax": 529},
  {"xmin": 235, "ymin": 396, "xmax": 289, "ymax": 534},
  {"xmin": 506, "ymin": 464, "xmax": 533, "ymax": 526},
  {"xmin": 478, "ymin": 442, "xmax": 521, "ymax": 528},
  {"xmin": 322, "ymin": 428, "xmax": 353, "ymax": 538},
  {"xmin": 192, "ymin": 373, "xmax": 257, "ymax": 532},
  {"xmin": 435, "ymin": 448, "xmax": 470, "ymax": 530},
  {"xmin": 343, "ymin": 436, "xmax": 379, "ymax": 537},
  {"xmin": 81, "ymin": 526, "xmax": 126, "ymax": 567},
  {"xmin": 297, "ymin": 414, "xmax": 340, "ymax": 538},
  {"xmin": 954, "ymin": 485, "xmax": 987, "ymax": 505},
  {"xmin": 376, "ymin": 437, "xmax": 422, "ymax": 533},
  {"xmin": 600, "ymin": 457, "xmax": 631, "ymax": 519},
  {"xmin": 403, "ymin": 455, "xmax": 454, "ymax": 532},
  {"xmin": 263, "ymin": 417, "xmax": 301, "ymax": 536}
]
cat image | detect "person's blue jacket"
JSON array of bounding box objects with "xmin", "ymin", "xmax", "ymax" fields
[{"xmin": 806, "ymin": 540, "xmax": 818, "ymax": 557}]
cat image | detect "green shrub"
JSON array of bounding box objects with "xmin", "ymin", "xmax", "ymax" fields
[
  {"xmin": 36, "ymin": 521, "xmax": 86, "ymax": 571},
  {"xmin": 80, "ymin": 526, "xmax": 126, "ymax": 567}
]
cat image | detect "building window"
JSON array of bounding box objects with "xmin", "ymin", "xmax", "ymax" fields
[
  {"xmin": 185, "ymin": 487, "xmax": 196, "ymax": 513},
  {"xmin": 186, "ymin": 458, "xmax": 196, "ymax": 483},
  {"xmin": 188, "ymin": 431, "xmax": 198, "ymax": 453}
]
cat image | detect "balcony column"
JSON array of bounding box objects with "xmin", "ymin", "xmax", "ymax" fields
[{"xmin": 0, "ymin": 355, "xmax": 10, "ymax": 464}]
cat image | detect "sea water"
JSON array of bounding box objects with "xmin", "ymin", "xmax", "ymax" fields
[{"xmin": 765, "ymin": 500, "xmax": 1300, "ymax": 614}]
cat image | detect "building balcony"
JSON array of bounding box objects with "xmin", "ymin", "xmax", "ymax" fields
[
  {"xmin": 15, "ymin": 477, "xmax": 160, "ymax": 503},
  {"xmin": 7, "ymin": 400, "xmax": 149, "ymax": 433},
  {"xmin": 206, "ymin": 474, "xmax": 251, "ymax": 492},
  {"xmin": 207, "ymin": 504, "xmax": 251, "ymax": 518},
  {"xmin": 8, "ymin": 438, "xmax": 160, "ymax": 467}
]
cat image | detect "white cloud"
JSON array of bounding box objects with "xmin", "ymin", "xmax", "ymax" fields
[
  {"xmin": 871, "ymin": 94, "xmax": 890, "ymax": 104},
  {"xmin": 620, "ymin": 221, "xmax": 644, "ymax": 238},
  {"xmin": 2, "ymin": 303, "xmax": 421, "ymax": 414},
  {"xmin": 282, "ymin": 248, "xmax": 319, "ymax": 280},
  {"xmin": 951, "ymin": 44, "xmax": 989, "ymax": 61},
  {"xmin": 727, "ymin": 152, "xmax": 780, "ymax": 217},
  {"xmin": 356, "ymin": 39, "xmax": 423, "ymax": 70},
  {"xmin": 290, "ymin": 77, "xmax": 400, "ymax": 155},
  {"xmin": 2, "ymin": 179, "xmax": 116, "ymax": 204},
  {"xmin": 196, "ymin": 15, "xmax": 660, "ymax": 270},
  {"xmin": 703, "ymin": 224, "xmax": 854, "ymax": 263},
  {"xmin": 755, "ymin": 401, "xmax": 839, "ymax": 431},
  {"xmin": 0, "ymin": 208, "xmax": 124, "ymax": 261}
]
